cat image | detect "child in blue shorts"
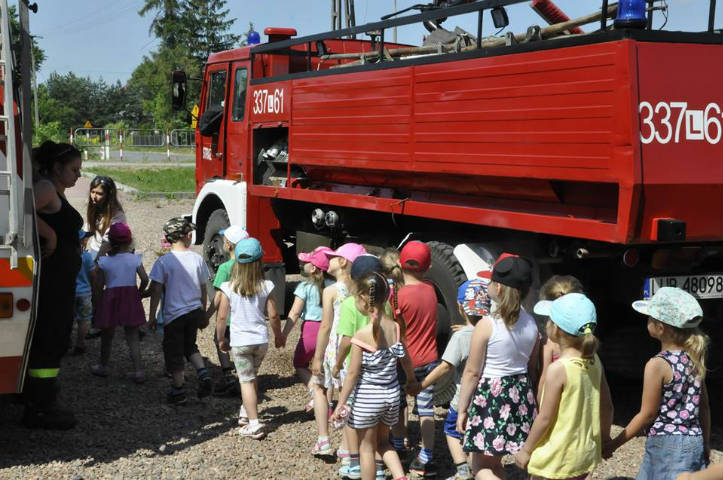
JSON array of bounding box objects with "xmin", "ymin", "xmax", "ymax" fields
[{"xmin": 410, "ymin": 276, "xmax": 491, "ymax": 480}]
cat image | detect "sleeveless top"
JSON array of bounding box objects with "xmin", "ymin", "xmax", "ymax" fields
[
  {"xmin": 38, "ymin": 192, "xmax": 83, "ymax": 276},
  {"xmin": 324, "ymin": 281, "xmax": 349, "ymax": 364},
  {"xmin": 482, "ymin": 310, "xmax": 538, "ymax": 377},
  {"xmin": 649, "ymin": 350, "xmax": 702, "ymax": 436},
  {"xmin": 528, "ymin": 355, "xmax": 603, "ymax": 478},
  {"xmin": 351, "ymin": 325, "xmax": 406, "ymax": 386}
]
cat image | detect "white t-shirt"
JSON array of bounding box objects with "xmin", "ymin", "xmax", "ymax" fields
[
  {"xmin": 149, "ymin": 250, "xmax": 209, "ymax": 324},
  {"xmin": 482, "ymin": 309, "xmax": 538, "ymax": 378},
  {"xmin": 98, "ymin": 253, "xmax": 142, "ymax": 288},
  {"xmin": 87, "ymin": 210, "xmax": 127, "ymax": 254},
  {"xmin": 220, "ymin": 280, "xmax": 274, "ymax": 347}
]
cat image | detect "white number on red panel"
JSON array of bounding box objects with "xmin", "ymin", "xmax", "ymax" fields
[
  {"xmin": 252, "ymin": 88, "xmax": 285, "ymax": 115},
  {"xmin": 639, "ymin": 101, "xmax": 722, "ymax": 145}
]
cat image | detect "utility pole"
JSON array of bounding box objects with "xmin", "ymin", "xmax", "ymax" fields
[
  {"xmin": 18, "ymin": 2, "xmax": 32, "ymax": 152},
  {"xmin": 393, "ymin": 0, "xmax": 397, "ymax": 43},
  {"xmin": 331, "ymin": 0, "xmax": 356, "ymax": 38}
]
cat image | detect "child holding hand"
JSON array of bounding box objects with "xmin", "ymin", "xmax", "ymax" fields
[
  {"xmin": 606, "ymin": 287, "xmax": 710, "ymax": 480},
  {"xmin": 282, "ymin": 246, "xmax": 332, "ymax": 411},
  {"xmin": 216, "ymin": 237, "xmax": 283, "ymax": 439},
  {"xmin": 332, "ymin": 272, "xmax": 416, "ymax": 480},
  {"xmin": 410, "ymin": 277, "xmax": 492, "ymax": 480},
  {"xmin": 91, "ymin": 223, "xmax": 148, "ymax": 382},
  {"xmin": 515, "ymin": 292, "xmax": 613, "ymax": 480}
]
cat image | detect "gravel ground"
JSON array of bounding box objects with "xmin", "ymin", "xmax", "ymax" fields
[{"xmin": 0, "ymin": 177, "xmax": 719, "ymax": 479}]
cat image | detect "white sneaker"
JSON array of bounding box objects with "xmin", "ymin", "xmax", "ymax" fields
[
  {"xmin": 239, "ymin": 422, "xmax": 265, "ymax": 439},
  {"xmin": 238, "ymin": 405, "xmax": 248, "ymax": 426}
]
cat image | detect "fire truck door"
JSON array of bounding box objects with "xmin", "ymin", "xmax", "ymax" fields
[
  {"xmin": 198, "ymin": 64, "xmax": 229, "ymax": 179},
  {"xmin": 224, "ymin": 62, "xmax": 249, "ymax": 178}
]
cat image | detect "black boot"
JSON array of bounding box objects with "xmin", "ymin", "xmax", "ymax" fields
[{"xmin": 22, "ymin": 376, "xmax": 77, "ymax": 430}]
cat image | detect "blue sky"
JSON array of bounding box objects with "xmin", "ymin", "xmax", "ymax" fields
[{"xmin": 19, "ymin": 0, "xmax": 721, "ymax": 85}]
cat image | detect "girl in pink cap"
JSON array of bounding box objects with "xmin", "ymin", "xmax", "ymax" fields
[
  {"xmin": 309, "ymin": 242, "xmax": 365, "ymax": 458},
  {"xmin": 91, "ymin": 223, "xmax": 149, "ymax": 383},
  {"xmin": 282, "ymin": 246, "xmax": 334, "ymax": 412}
]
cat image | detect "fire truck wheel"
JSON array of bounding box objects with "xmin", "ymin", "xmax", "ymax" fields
[
  {"xmin": 425, "ymin": 241, "xmax": 466, "ymax": 355},
  {"xmin": 203, "ymin": 208, "xmax": 230, "ymax": 276}
]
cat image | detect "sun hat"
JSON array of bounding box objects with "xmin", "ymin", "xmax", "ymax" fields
[
  {"xmin": 457, "ymin": 278, "xmax": 491, "ymax": 317},
  {"xmin": 163, "ymin": 216, "xmax": 195, "ymax": 240},
  {"xmin": 108, "ymin": 222, "xmax": 132, "ymax": 243},
  {"xmin": 298, "ymin": 246, "xmax": 334, "ymax": 271},
  {"xmin": 350, "ymin": 254, "xmax": 383, "ymax": 281},
  {"xmin": 220, "ymin": 225, "xmax": 249, "ymax": 244},
  {"xmin": 400, "ymin": 241, "xmax": 431, "ymax": 272},
  {"xmin": 235, "ymin": 237, "xmax": 263, "ymax": 264},
  {"xmin": 324, "ymin": 242, "xmax": 367, "ymax": 263},
  {"xmin": 632, "ymin": 287, "xmax": 703, "ymax": 329},
  {"xmin": 491, "ymin": 254, "xmax": 532, "ymax": 290},
  {"xmin": 78, "ymin": 229, "xmax": 92, "ymax": 240},
  {"xmin": 534, "ymin": 292, "xmax": 597, "ymax": 337}
]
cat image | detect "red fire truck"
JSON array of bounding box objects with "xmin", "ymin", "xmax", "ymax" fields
[{"xmin": 173, "ymin": 1, "xmax": 722, "ymax": 385}]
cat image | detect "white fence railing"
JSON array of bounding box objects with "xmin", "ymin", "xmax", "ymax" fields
[{"xmin": 71, "ymin": 128, "xmax": 195, "ymax": 161}]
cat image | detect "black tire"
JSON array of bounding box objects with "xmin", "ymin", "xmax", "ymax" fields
[
  {"xmin": 425, "ymin": 241, "xmax": 467, "ymax": 356},
  {"xmin": 203, "ymin": 208, "xmax": 230, "ymax": 277}
]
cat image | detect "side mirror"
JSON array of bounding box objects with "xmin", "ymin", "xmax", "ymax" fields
[
  {"xmin": 171, "ymin": 70, "xmax": 187, "ymax": 111},
  {"xmin": 491, "ymin": 7, "xmax": 509, "ymax": 29}
]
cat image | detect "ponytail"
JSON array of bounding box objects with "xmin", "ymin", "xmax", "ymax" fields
[
  {"xmin": 357, "ymin": 272, "xmax": 391, "ymax": 346},
  {"xmin": 370, "ymin": 275, "xmax": 380, "ymax": 343},
  {"xmin": 680, "ymin": 327, "xmax": 710, "ymax": 380},
  {"xmin": 580, "ymin": 332, "xmax": 599, "ymax": 360}
]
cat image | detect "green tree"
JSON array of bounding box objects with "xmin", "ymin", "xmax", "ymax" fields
[
  {"xmin": 138, "ymin": 0, "xmax": 184, "ymax": 49},
  {"xmin": 179, "ymin": 0, "xmax": 240, "ymax": 64},
  {"xmin": 127, "ymin": 44, "xmax": 201, "ymax": 129}
]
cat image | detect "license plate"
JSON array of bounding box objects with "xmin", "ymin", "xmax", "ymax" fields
[{"xmin": 644, "ymin": 274, "xmax": 723, "ymax": 300}]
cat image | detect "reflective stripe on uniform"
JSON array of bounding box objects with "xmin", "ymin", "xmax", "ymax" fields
[{"xmin": 28, "ymin": 368, "xmax": 60, "ymax": 378}]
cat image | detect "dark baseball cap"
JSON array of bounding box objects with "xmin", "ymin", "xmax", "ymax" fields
[
  {"xmin": 351, "ymin": 254, "xmax": 383, "ymax": 281},
  {"xmin": 491, "ymin": 254, "xmax": 533, "ymax": 290}
]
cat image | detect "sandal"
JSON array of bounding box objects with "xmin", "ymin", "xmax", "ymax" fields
[{"xmin": 312, "ymin": 437, "xmax": 332, "ymax": 456}]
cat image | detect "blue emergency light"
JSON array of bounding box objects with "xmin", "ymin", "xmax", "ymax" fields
[
  {"xmin": 614, "ymin": 0, "xmax": 647, "ymax": 29},
  {"xmin": 247, "ymin": 28, "xmax": 261, "ymax": 45}
]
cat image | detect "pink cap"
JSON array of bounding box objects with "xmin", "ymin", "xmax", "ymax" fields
[
  {"xmin": 108, "ymin": 222, "xmax": 132, "ymax": 243},
  {"xmin": 324, "ymin": 242, "xmax": 367, "ymax": 263},
  {"xmin": 298, "ymin": 246, "xmax": 333, "ymax": 271}
]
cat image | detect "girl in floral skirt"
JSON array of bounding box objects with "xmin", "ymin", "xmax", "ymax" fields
[{"xmin": 456, "ymin": 254, "xmax": 539, "ymax": 479}]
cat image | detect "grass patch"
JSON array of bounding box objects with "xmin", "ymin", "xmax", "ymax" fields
[{"xmin": 84, "ymin": 166, "xmax": 195, "ymax": 193}]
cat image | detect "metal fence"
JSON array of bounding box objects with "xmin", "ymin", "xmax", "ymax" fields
[{"xmin": 71, "ymin": 127, "xmax": 195, "ymax": 161}]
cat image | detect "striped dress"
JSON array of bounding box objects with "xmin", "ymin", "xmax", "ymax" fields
[{"xmin": 347, "ymin": 328, "xmax": 406, "ymax": 429}]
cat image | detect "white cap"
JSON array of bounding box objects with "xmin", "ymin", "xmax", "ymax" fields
[{"xmin": 221, "ymin": 225, "xmax": 249, "ymax": 244}]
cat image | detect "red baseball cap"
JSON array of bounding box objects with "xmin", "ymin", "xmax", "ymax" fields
[{"xmin": 400, "ymin": 241, "xmax": 431, "ymax": 272}]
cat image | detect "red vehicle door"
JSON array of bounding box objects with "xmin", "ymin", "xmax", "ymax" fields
[
  {"xmin": 196, "ymin": 63, "xmax": 229, "ymax": 182},
  {"xmin": 224, "ymin": 60, "xmax": 249, "ymax": 179}
]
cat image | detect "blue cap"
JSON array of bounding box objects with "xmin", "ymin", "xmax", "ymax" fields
[
  {"xmin": 234, "ymin": 237, "xmax": 263, "ymax": 263},
  {"xmin": 78, "ymin": 229, "xmax": 92, "ymax": 240},
  {"xmin": 350, "ymin": 254, "xmax": 383, "ymax": 281},
  {"xmin": 534, "ymin": 292, "xmax": 597, "ymax": 337},
  {"xmin": 457, "ymin": 278, "xmax": 491, "ymax": 317}
]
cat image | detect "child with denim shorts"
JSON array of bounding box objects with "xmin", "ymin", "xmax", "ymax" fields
[
  {"xmin": 73, "ymin": 230, "xmax": 95, "ymax": 354},
  {"xmin": 606, "ymin": 287, "xmax": 710, "ymax": 480},
  {"xmin": 396, "ymin": 241, "xmax": 440, "ymax": 477},
  {"xmin": 216, "ymin": 237, "xmax": 283, "ymax": 440}
]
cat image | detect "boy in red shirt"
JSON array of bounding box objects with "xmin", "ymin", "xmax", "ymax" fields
[{"xmin": 397, "ymin": 241, "xmax": 439, "ymax": 477}]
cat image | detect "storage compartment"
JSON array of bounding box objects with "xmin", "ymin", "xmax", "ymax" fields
[{"xmin": 252, "ymin": 126, "xmax": 305, "ymax": 186}]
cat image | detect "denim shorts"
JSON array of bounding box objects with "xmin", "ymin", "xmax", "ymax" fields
[{"xmin": 636, "ymin": 434, "xmax": 705, "ymax": 480}]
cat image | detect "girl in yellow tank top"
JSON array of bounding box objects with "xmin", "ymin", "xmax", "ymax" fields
[{"xmin": 515, "ymin": 293, "xmax": 614, "ymax": 480}]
